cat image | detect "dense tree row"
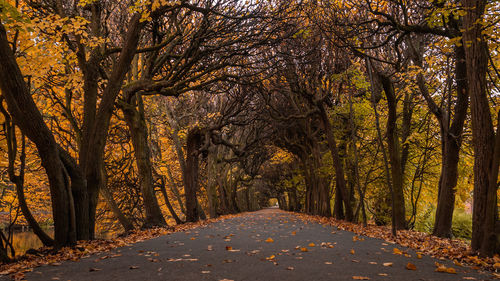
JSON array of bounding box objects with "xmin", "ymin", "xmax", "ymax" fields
[{"xmin": 0, "ymin": 0, "xmax": 497, "ymax": 263}]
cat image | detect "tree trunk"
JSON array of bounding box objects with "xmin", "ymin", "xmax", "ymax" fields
[
  {"xmin": 185, "ymin": 128, "xmax": 202, "ymax": 222},
  {"xmin": 0, "ymin": 104, "xmax": 55, "ymax": 247},
  {"xmin": 79, "ymin": 14, "xmax": 143, "ymax": 239},
  {"xmin": 433, "ymin": 45, "xmax": 469, "ymax": 237},
  {"xmin": 122, "ymin": 94, "xmax": 166, "ymax": 228},
  {"xmin": 379, "ymin": 74, "xmax": 406, "ymax": 230},
  {"xmin": 158, "ymin": 176, "xmax": 183, "ymax": 224},
  {"xmin": 462, "ymin": 0, "xmax": 499, "ymax": 255},
  {"xmin": 0, "ymin": 22, "xmax": 76, "ymax": 248},
  {"xmin": 100, "ymin": 177, "xmax": 135, "ymax": 232},
  {"xmin": 318, "ymin": 104, "xmax": 352, "ymax": 220}
]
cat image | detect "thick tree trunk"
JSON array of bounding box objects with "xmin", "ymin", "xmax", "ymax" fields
[
  {"xmin": 318, "ymin": 105, "xmax": 352, "ymax": 220},
  {"xmin": 433, "ymin": 45, "xmax": 469, "ymax": 237},
  {"xmin": 0, "ymin": 23, "xmax": 77, "ymax": 248},
  {"xmin": 380, "ymin": 74, "xmax": 406, "ymax": 230},
  {"xmin": 78, "ymin": 14, "xmax": 142, "ymax": 239},
  {"xmin": 123, "ymin": 94, "xmax": 166, "ymax": 228},
  {"xmin": 462, "ymin": 0, "xmax": 499, "ymax": 255},
  {"xmin": 185, "ymin": 128, "xmax": 202, "ymax": 222}
]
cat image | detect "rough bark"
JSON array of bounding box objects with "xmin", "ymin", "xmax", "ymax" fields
[
  {"xmin": 432, "ymin": 45, "xmax": 469, "ymax": 237},
  {"xmin": 379, "ymin": 74, "xmax": 407, "ymax": 230},
  {"xmin": 185, "ymin": 128, "xmax": 202, "ymax": 222},
  {"xmin": 318, "ymin": 105, "xmax": 351, "ymax": 220},
  {"xmin": 122, "ymin": 93, "xmax": 166, "ymax": 228},
  {"xmin": 462, "ymin": 0, "xmax": 499, "ymax": 255},
  {"xmin": 0, "ymin": 22, "xmax": 76, "ymax": 248},
  {"xmin": 79, "ymin": 14, "xmax": 143, "ymax": 239}
]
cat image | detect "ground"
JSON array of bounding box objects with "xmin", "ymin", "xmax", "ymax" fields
[{"xmin": 8, "ymin": 209, "xmax": 492, "ymax": 280}]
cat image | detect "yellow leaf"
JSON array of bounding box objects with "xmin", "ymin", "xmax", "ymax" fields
[
  {"xmin": 225, "ymin": 246, "xmax": 232, "ymax": 251},
  {"xmin": 406, "ymin": 263, "xmax": 417, "ymax": 270},
  {"xmin": 393, "ymin": 248, "xmax": 403, "ymax": 255},
  {"xmin": 265, "ymin": 238, "xmax": 274, "ymax": 243},
  {"xmin": 291, "ymin": 231, "xmax": 296, "ymax": 235},
  {"xmin": 300, "ymin": 247, "xmax": 308, "ymax": 252},
  {"xmin": 308, "ymin": 243, "xmax": 316, "ymax": 247},
  {"xmin": 352, "ymin": 276, "xmax": 370, "ymax": 280},
  {"xmin": 350, "ymin": 249, "xmax": 355, "ymax": 254}
]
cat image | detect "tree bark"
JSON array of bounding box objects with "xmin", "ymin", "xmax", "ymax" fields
[
  {"xmin": 184, "ymin": 128, "xmax": 202, "ymax": 222},
  {"xmin": 0, "ymin": 22, "xmax": 77, "ymax": 248},
  {"xmin": 432, "ymin": 45, "xmax": 469, "ymax": 237},
  {"xmin": 158, "ymin": 176, "xmax": 183, "ymax": 224},
  {"xmin": 79, "ymin": 14, "xmax": 143, "ymax": 239},
  {"xmin": 462, "ymin": 0, "xmax": 499, "ymax": 255},
  {"xmin": 379, "ymin": 74, "xmax": 406, "ymax": 230},
  {"xmin": 318, "ymin": 105, "xmax": 351, "ymax": 220},
  {"xmin": 122, "ymin": 93, "xmax": 167, "ymax": 228}
]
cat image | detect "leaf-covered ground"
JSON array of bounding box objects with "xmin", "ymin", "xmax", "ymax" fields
[
  {"xmin": 0, "ymin": 209, "xmax": 496, "ymax": 280},
  {"xmin": 290, "ymin": 212, "xmax": 500, "ymax": 273}
]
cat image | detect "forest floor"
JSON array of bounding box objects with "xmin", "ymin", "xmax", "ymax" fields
[{"xmin": 2, "ymin": 208, "xmax": 494, "ymax": 281}]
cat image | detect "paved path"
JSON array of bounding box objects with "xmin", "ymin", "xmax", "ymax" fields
[{"xmin": 21, "ymin": 209, "xmax": 489, "ymax": 280}]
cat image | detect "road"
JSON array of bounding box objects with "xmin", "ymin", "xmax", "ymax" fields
[{"xmin": 23, "ymin": 208, "xmax": 489, "ymax": 280}]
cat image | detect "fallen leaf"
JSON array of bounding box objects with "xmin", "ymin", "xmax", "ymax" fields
[
  {"xmin": 393, "ymin": 248, "xmax": 403, "ymax": 255},
  {"xmin": 352, "ymin": 276, "xmax": 370, "ymax": 280},
  {"xmin": 291, "ymin": 231, "xmax": 296, "ymax": 235},
  {"xmin": 226, "ymin": 246, "xmax": 232, "ymax": 251},
  {"xmin": 89, "ymin": 268, "xmax": 101, "ymax": 272},
  {"xmin": 378, "ymin": 273, "xmax": 388, "ymax": 276},
  {"xmin": 266, "ymin": 255, "xmax": 276, "ymax": 260},
  {"xmin": 286, "ymin": 266, "xmax": 294, "ymax": 270},
  {"xmin": 435, "ymin": 265, "xmax": 456, "ymax": 274},
  {"xmin": 324, "ymin": 262, "xmax": 333, "ymax": 265},
  {"xmin": 129, "ymin": 265, "xmax": 140, "ymax": 269},
  {"xmin": 300, "ymin": 247, "xmax": 308, "ymax": 252},
  {"xmin": 350, "ymin": 249, "xmax": 355, "ymax": 254},
  {"xmin": 265, "ymin": 238, "xmax": 274, "ymax": 243},
  {"xmin": 405, "ymin": 263, "xmax": 416, "ymax": 270},
  {"xmin": 201, "ymin": 271, "xmax": 210, "ymax": 274},
  {"xmin": 383, "ymin": 262, "xmax": 393, "ymax": 267},
  {"xmin": 308, "ymin": 243, "xmax": 316, "ymax": 247}
]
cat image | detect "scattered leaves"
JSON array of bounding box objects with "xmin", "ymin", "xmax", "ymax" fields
[
  {"xmin": 435, "ymin": 262, "xmax": 457, "ymax": 274},
  {"xmin": 0, "ymin": 213, "xmax": 245, "ymax": 278}
]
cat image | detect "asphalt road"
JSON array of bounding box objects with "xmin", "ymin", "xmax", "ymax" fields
[{"xmin": 22, "ymin": 208, "xmax": 490, "ymax": 280}]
